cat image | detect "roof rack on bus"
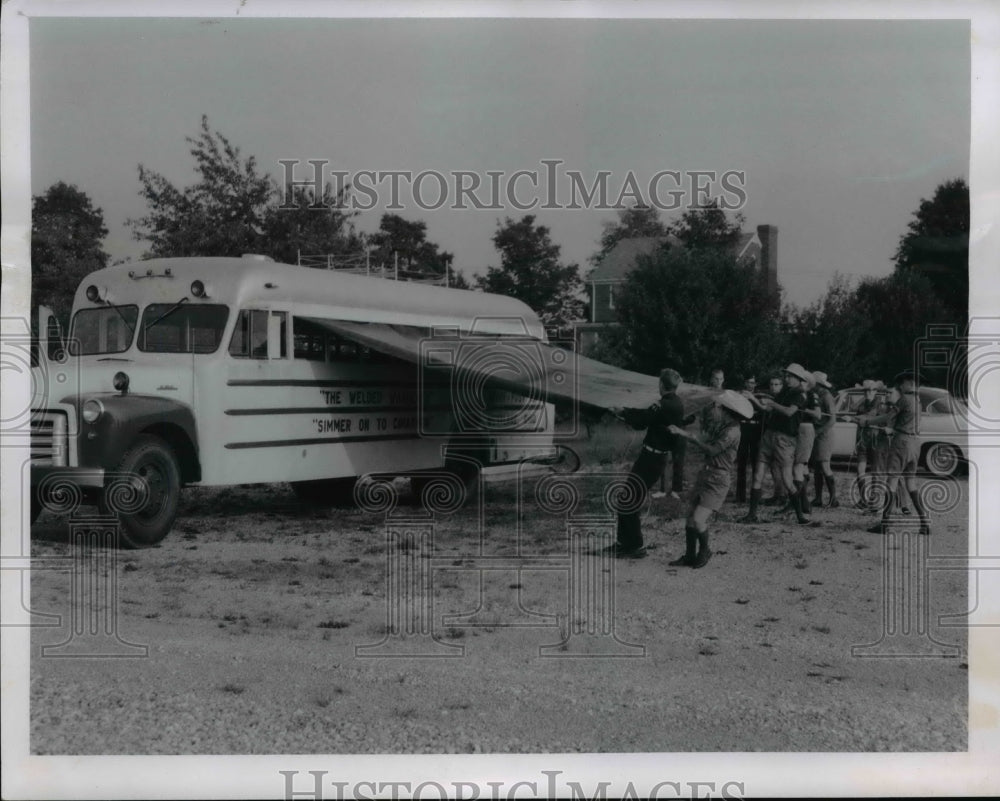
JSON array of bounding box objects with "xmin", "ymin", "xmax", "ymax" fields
[{"xmin": 297, "ymin": 250, "xmax": 450, "ymax": 287}]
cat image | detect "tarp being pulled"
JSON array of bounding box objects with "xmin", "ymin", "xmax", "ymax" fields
[{"xmin": 305, "ymin": 318, "xmax": 719, "ymax": 415}]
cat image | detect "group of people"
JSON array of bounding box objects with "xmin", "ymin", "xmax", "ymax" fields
[{"xmin": 606, "ymin": 363, "xmax": 931, "ymax": 567}]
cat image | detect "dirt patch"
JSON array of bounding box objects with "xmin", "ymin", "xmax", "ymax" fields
[{"xmin": 29, "ymin": 422, "xmax": 968, "ymax": 753}]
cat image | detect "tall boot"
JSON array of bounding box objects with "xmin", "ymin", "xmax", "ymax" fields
[
  {"xmin": 735, "ymin": 460, "xmax": 747, "ymax": 503},
  {"xmin": 799, "ymin": 479, "xmax": 812, "ymax": 515},
  {"xmin": 855, "ymin": 475, "xmax": 868, "ymax": 509},
  {"xmin": 909, "ymin": 489, "xmax": 931, "ymax": 536},
  {"xmin": 669, "ymin": 524, "xmax": 699, "ymax": 566},
  {"xmin": 692, "ymin": 528, "xmax": 712, "ymax": 568},
  {"xmin": 867, "ymin": 490, "xmax": 893, "ymax": 534},
  {"xmin": 825, "ymin": 474, "xmax": 839, "ymax": 508},
  {"xmin": 897, "ymin": 483, "xmax": 911, "ymax": 514},
  {"xmin": 813, "ymin": 471, "xmax": 824, "ymax": 507},
  {"xmin": 790, "ymin": 492, "xmax": 810, "ymax": 524},
  {"xmin": 740, "ymin": 488, "xmax": 762, "ymax": 523},
  {"xmin": 783, "ymin": 480, "xmax": 803, "ymax": 515}
]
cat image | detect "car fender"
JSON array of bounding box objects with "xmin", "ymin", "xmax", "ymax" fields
[{"xmin": 64, "ymin": 393, "xmax": 200, "ymax": 481}]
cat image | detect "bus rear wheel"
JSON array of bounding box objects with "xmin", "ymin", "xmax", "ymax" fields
[
  {"xmin": 100, "ymin": 434, "xmax": 181, "ymax": 548},
  {"xmin": 292, "ymin": 477, "xmax": 359, "ymax": 507},
  {"xmin": 410, "ymin": 461, "xmax": 480, "ymax": 508}
]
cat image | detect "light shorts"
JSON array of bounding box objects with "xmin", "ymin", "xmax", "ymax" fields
[
  {"xmin": 811, "ymin": 427, "xmax": 834, "ymax": 463},
  {"xmin": 886, "ymin": 432, "xmax": 919, "ymax": 475},
  {"xmin": 758, "ymin": 429, "xmax": 795, "ymax": 471},
  {"xmin": 794, "ymin": 423, "xmax": 815, "ymax": 465},
  {"xmin": 693, "ymin": 466, "xmax": 731, "ymax": 511}
]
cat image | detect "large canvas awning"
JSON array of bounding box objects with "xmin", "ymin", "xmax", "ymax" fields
[{"xmin": 305, "ymin": 318, "xmax": 718, "ymax": 415}]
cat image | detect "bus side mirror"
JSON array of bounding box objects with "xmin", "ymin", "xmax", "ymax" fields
[{"xmin": 38, "ymin": 306, "xmax": 67, "ymax": 363}]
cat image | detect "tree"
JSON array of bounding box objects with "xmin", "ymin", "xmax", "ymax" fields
[
  {"xmin": 613, "ymin": 244, "xmax": 784, "ymax": 382},
  {"xmin": 129, "ymin": 116, "xmax": 272, "ymax": 257},
  {"xmin": 590, "ymin": 204, "xmax": 668, "ymax": 266},
  {"xmin": 262, "ymin": 182, "xmax": 363, "ymax": 266},
  {"xmin": 367, "ymin": 214, "xmax": 454, "ymax": 279},
  {"xmin": 129, "ymin": 116, "xmax": 360, "ymax": 263},
  {"xmin": 783, "ymin": 274, "xmax": 877, "ymax": 386},
  {"xmin": 31, "ymin": 182, "xmax": 109, "ymax": 326},
  {"xmin": 854, "ymin": 270, "xmax": 951, "ymax": 384},
  {"xmin": 475, "ymin": 215, "xmax": 585, "ymax": 331},
  {"xmin": 893, "ymin": 178, "xmax": 968, "ymax": 323},
  {"xmin": 668, "ymin": 200, "xmax": 745, "ymax": 250}
]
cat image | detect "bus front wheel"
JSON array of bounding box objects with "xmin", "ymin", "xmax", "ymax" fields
[
  {"xmin": 29, "ymin": 487, "xmax": 42, "ymax": 525},
  {"xmin": 100, "ymin": 435, "xmax": 181, "ymax": 548}
]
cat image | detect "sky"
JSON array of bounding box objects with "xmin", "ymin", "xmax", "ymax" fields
[{"xmin": 28, "ymin": 16, "xmax": 970, "ymax": 307}]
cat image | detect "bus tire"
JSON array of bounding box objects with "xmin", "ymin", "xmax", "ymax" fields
[
  {"xmin": 292, "ymin": 477, "xmax": 358, "ymax": 507},
  {"xmin": 411, "ymin": 461, "xmax": 480, "ymax": 508},
  {"xmin": 100, "ymin": 434, "xmax": 181, "ymax": 548}
]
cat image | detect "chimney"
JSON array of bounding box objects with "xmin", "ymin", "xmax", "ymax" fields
[{"xmin": 757, "ymin": 224, "xmax": 778, "ymax": 299}]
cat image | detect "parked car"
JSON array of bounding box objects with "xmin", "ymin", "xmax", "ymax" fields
[{"xmin": 830, "ymin": 386, "xmax": 968, "ymax": 477}]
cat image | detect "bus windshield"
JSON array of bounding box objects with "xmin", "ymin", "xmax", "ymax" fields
[
  {"xmin": 69, "ymin": 306, "xmax": 139, "ymax": 355},
  {"xmin": 139, "ymin": 303, "xmax": 230, "ymax": 354}
]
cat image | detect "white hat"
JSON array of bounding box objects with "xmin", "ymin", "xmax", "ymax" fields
[
  {"xmin": 862, "ymin": 379, "xmax": 878, "ymax": 390},
  {"xmin": 717, "ymin": 389, "xmax": 754, "ymax": 419},
  {"xmin": 783, "ymin": 363, "xmax": 812, "ymax": 383},
  {"xmin": 812, "ymin": 371, "xmax": 832, "ymax": 389}
]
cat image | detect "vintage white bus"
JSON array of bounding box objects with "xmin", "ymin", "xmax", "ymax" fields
[{"xmin": 30, "ymin": 255, "xmax": 559, "ymax": 546}]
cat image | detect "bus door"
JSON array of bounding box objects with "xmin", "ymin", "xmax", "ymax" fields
[{"xmin": 214, "ymin": 308, "xmax": 298, "ymax": 484}]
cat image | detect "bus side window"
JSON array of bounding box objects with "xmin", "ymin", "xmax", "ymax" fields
[
  {"xmin": 230, "ymin": 309, "xmax": 279, "ymax": 359},
  {"xmin": 324, "ymin": 333, "xmax": 358, "ymax": 362},
  {"xmin": 293, "ymin": 317, "xmax": 327, "ymax": 361}
]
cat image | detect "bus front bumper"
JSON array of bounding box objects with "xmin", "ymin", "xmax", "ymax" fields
[{"xmin": 31, "ymin": 464, "xmax": 106, "ymax": 489}]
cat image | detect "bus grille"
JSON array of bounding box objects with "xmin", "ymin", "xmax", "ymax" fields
[{"xmin": 30, "ymin": 411, "xmax": 68, "ymax": 466}]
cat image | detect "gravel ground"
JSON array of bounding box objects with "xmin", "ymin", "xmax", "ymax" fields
[{"xmin": 29, "ymin": 442, "xmax": 969, "ymax": 755}]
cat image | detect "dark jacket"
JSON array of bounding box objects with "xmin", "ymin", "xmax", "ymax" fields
[
  {"xmin": 770, "ymin": 386, "xmax": 806, "ymax": 438},
  {"xmin": 621, "ymin": 391, "xmax": 686, "ymax": 451}
]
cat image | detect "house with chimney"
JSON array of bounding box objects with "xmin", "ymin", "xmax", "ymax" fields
[{"xmin": 575, "ymin": 224, "xmax": 778, "ymax": 353}]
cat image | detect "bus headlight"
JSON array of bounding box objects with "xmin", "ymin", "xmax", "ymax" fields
[
  {"xmin": 113, "ymin": 371, "xmax": 130, "ymax": 395},
  {"xmin": 191, "ymin": 280, "xmax": 208, "ymax": 298},
  {"xmin": 86, "ymin": 284, "xmax": 101, "ymax": 302},
  {"xmin": 82, "ymin": 398, "xmax": 105, "ymax": 424}
]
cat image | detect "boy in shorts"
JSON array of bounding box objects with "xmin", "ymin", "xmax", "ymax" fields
[
  {"xmin": 667, "ymin": 390, "xmax": 752, "ymax": 568},
  {"xmin": 810, "ymin": 371, "xmax": 839, "ymax": 508},
  {"xmin": 741, "ymin": 364, "xmax": 811, "ymax": 524},
  {"xmin": 859, "ymin": 370, "xmax": 930, "ymax": 536}
]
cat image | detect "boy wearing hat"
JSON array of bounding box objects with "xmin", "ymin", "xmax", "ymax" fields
[
  {"xmin": 762, "ymin": 375, "xmax": 789, "ymax": 505},
  {"xmin": 794, "ymin": 371, "xmax": 821, "ymax": 517},
  {"xmin": 859, "ymin": 370, "xmax": 930, "ymax": 536},
  {"xmin": 743, "ymin": 364, "xmax": 812, "ymax": 524},
  {"xmin": 735, "ymin": 375, "xmax": 764, "ymax": 503},
  {"xmin": 668, "ymin": 390, "xmax": 751, "ymax": 568},
  {"xmin": 852, "ymin": 380, "xmax": 888, "ymax": 508},
  {"xmin": 607, "ymin": 367, "xmax": 687, "ymax": 558},
  {"xmin": 810, "ymin": 371, "xmax": 839, "ymax": 507}
]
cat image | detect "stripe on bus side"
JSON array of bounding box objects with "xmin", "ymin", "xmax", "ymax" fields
[
  {"xmin": 224, "ymin": 403, "xmax": 527, "ymax": 416},
  {"xmin": 226, "ymin": 379, "xmax": 446, "ymax": 388},
  {"xmin": 224, "ymin": 433, "xmax": 426, "ymax": 450}
]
